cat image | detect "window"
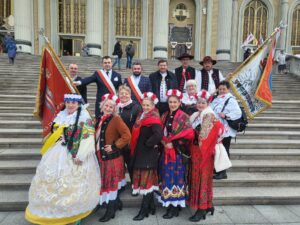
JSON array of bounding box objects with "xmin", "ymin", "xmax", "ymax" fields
[
  {"xmin": 115, "ymin": 0, "xmax": 142, "ymax": 37},
  {"xmin": 291, "ymin": 4, "xmax": 300, "ymax": 54},
  {"xmin": 58, "ymin": 0, "xmax": 86, "ymax": 34},
  {"xmin": 243, "ymin": 0, "xmax": 268, "ymax": 41},
  {"xmin": 0, "ymin": 0, "xmax": 12, "ymax": 27},
  {"xmin": 175, "ymin": 3, "xmax": 187, "ymax": 21}
]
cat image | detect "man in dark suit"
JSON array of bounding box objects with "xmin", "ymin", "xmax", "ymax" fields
[
  {"xmin": 124, "ymin": 62, "xmax": 152, "ymax": 104},
  {"xmin": 149, "ymin": 59, "xmax": 178, "ymax": 115},
  {"xmin": 68, "ymin": 64, "xmax": 88, "ymax": 103},
  {"xmin": 74, "ymin": 56, "xmax": 122, "ymax": 117},
  {"xmin": 174, "ymin": 53, "xmax": 196, "ymax": 93}
]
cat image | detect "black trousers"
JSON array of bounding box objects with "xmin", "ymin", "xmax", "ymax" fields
[
  {"xmin": 122, "ymin": 146, "xmax": 133, "ymax": 182},
  {"xmin": 222, "ymin": 136, "xmax": 232, "ymax": 158}
]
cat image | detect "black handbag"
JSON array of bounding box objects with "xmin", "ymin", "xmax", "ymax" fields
[{"xmin": 221, "ymin": 97, "xmax": 248, "ymax": 132}]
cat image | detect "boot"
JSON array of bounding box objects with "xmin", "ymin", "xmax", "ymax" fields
[
  {"xmin": 115, "ymin": 196, "xmax": 123, "ymax": 211},
  {"xmin": 162, "ymin": 205, "xmax": 179, "ymax": 219},
  {"xmin": 148, "ymin": 193, "xmax": 156, "ymax": 215},
  {"xmin": 133, "ymin": 194, "xmax": 150, "ymax": 221},
  {"xmin": 213, "ymin": 170, "xmax": 227, "ymax": 180},
  {"xmin": 206, "ymin": 206, "xmax": 215, "ymax": 215},
  {"xmin": 99, "ymin": 200, "xmax": 115, "ymax": 222},
  {"xmin": 189, "ymin": 209, "xmax": 206, "ymax": 222}
]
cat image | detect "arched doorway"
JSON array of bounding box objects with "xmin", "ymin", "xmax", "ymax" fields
[
  {"xmin": 168, "ymin": 0, "xmax": 195, "ymax": 59},
  {"xmin": 113, "ymin": 0, "xmax": 142, "ymax": 58},
  {"xmin": 291, "ymin": 4, "xmax": 300, "ymax": 54},
  {"xmin": 0, "ymin": 0, "xmax": 14, "ymax": 52},
  {"xmin": 242, "ymin": 0, "xmax": 268, "ymax": 52},
  {"xmin": 58, "ymin": 0, "xmax": 86, "ymax": 56}
]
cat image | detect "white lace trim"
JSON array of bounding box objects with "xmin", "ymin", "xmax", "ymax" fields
[
  {"xmin": 156, "ymin": 194, "xmax": 186, "ymax": 208},
  {"xmin": 99, "ymin": 179, "xmax": 126, "ymax": 205},
  {"xmin": 132, "ymin": 185, "xmax": 159, "ymax": 196}
]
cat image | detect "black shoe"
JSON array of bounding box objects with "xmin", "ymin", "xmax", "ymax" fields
[
  {"xmin": 99, "ymin": 201, "xmax": 115, "ymax": 222},
  {"xmin": 162, "ymin": 205, "xmax": 179, "ymax": 219},
  {"xmin": 131, "ymin": 192, "xmax": 139, "ymax": 197},
  {"xmin": 133, "ymin": 210, "xmax": 149, "ymax": 221},
  {"xmin": 189, "ymin": 209, "xmax": 206, "ymax": 222},
  {"xmin": 206, "ymin": 207, "xmax": 215, "ymax": 215},
  {"xmin": 133, "ymin": 194, "xmax": 150, "ymax": 221},
  {"xmin": 213, "ymin": 171, "xmax": 227, "ymax": 180}
]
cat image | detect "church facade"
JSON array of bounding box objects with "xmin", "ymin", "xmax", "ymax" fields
[{"xmin": 1, "ymin": 0, "xmax": 300, "ymax": 62}]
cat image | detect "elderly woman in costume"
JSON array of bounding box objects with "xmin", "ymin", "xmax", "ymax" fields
[
  {"xmin": 118, "ymin": 85, "xmax": 142, "ymax": 182},
  {"xmin": 96, "ymin": 94, "xmax": 131, "ymax": 222},
  {"xmin": 188, "ymin": 90, "xmax": 224, "ymax": 222},
  {"xmin": 130, "ymin": 92, "xmax": 163, "ymax": 221},
  {"xmin": 157, "ymin": 89, "xmax": 194, "ymax": 219},
  {"xmin": 25, "ymin": 94, "xmax": 100, "ymax": 225},
  {"xmin": 210, "ymin": 80, "xmax": 242, "ymax": 180},
  {"xmin": 181, "ymin": 79, "xmax": 198, "ymax": 115}
]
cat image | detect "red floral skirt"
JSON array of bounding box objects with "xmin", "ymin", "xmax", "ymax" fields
[
  {"xmin": 188, "ymin": 144, "xmax": 214, "ymax": 210},
  {"xmin": 99, "ymin": 156, "xmax": 126, "ymax": 204},
  {"xmin": 132, "ymin": 169, "xmax": 158, "ymax": 195}
]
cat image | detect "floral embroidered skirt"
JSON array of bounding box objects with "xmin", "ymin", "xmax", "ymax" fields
[
  {"xmin": 132, "ymin": 169, "xmax": 158, "ymax": 195},
  {"xmin": 157, "ymin": 153, "xmax": 187, "ymax": 207},
  {"xmin": 99, "ymin": 156, "xmax": 126, "ymax": 205},
  {"xmin": 188, "ymin": 144, "xmax": 214, "ymax": 209}
]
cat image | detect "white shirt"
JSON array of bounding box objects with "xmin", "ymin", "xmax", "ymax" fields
[
  {"xmin": 160, "ymin": 72, "xmax": 168, "ymax": 102},
  {"xmin": 210, "ymin": 93, "xmax": 242, "ymax": 137},
  {"xmin": 182, "ymin": 93, "xmax": 197, "ymax": 105},
  {"xmin": 101, "ymin": 69, "xmax": 112, "ymax": 80},
  {"xmin": 277, "ymin": 53, "xmax": 286, "ymax": 65},
  {"xmin": 195, "ymin": 69, "xmax": 225, "ymax": 94},
  {"xmin": 131, "ymin": 75, "xmax": 141, "ymax": 86}
]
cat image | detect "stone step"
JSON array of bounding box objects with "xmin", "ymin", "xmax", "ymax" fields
[
  {"xmin": 231, "ymin": 139, "xmax": 300, "ymax": 149},
  {"xmin": 2, "ymin": 148, "xmax": 300, "ymax": 161},
  {"xmin": 246, "ymin": 124, "xmax": 300, "ymax": 131},
  {"xmin": 2, "ymin": 172, "xmax": 300, "ymax": 192},
  {"xmin": 1, "ymin": 159, "xmax": 300, "ymax": 175},
  {"xmin": 0, "ymin": 138, "xmax": 42, "ymax": 149},
  {"xmin": 1, "ymin": 186, "xmax": 300, "ymax": 211},
  {"xmin": 0, "ymin": 113, "xmax": 36, "ymax": 121},
  {"xmin": 0, "ymin": 121, "xmax": 41, "ymax": 129},
  {"xmin": 0, "ymin": 129, "xmax": 42, "ymax": 138},
  {"xmin": 230, "ymin": 149, "xmax": 300, "ymax": 160},
  {"xmin": 237, "ymin": 131, "xmax": 300, "ymax": 140},
  {"xmin": 230, "ymin": 159, "xmax": 300, "ymax": 172}
]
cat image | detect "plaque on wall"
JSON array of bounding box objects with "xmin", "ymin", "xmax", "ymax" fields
[{"xmin": 169, "ymin": 24, "xmax": 192, "ymax": 43}]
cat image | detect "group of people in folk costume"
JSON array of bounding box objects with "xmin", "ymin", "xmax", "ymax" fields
[{"xmin": 25, "ymin": 53, "xmax": 242, "ymax": 224}]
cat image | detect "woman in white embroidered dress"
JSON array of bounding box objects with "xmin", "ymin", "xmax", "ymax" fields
[{"xmin": 25, "ymin": 94, "xmax": 100, "ymax": 225}]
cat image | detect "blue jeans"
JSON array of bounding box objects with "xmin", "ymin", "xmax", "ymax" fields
[
  {"xmin": 112, "ymin": 57, "xmax": 121, "ymax": 69},
  {"xmin": 126, "ymin": 55, "xmax": 133, "ymax": 68}
]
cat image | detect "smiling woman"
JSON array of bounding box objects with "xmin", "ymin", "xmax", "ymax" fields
[{"xmin": 25, "ymin": 93, "xmax": 100, "ymax": 225}]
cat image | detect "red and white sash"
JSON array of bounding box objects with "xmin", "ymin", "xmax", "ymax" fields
[
  {"xmin": 127, "ymin": 76, "xmax": 143, "ymax": 104},
  {"xmin": 96, "ymin": 70, "xmax": 117, "ymax": 94}
]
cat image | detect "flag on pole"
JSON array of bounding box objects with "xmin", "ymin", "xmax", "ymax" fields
[
  {"xmin": 229, "ymin": 28, "xmax": 281, "ymax": 119},
  {"xmin": 34, "ymin": 47, "xmax": 73, "ymax": 138},
  {"xmin": 241, "ymin": 33, "xmax": 255, "ymax": 48},
  {"xmin": 255, "ymin": 31, "xmax": 280, "ymax": 106}
]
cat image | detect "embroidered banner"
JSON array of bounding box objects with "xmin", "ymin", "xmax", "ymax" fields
[{"xmin": 34, "ymin": 47, "xmax": 72, "ymax": 138}]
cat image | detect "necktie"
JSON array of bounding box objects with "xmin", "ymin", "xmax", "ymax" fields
[
  {"xmin": 179, "ymin": 69, "xmax": 186, "ymax": 92},
  {"xmin": 106, "ymin": 71, "xmax": 110, "ymax": 79},
  {"xmin": 160, "ymin": 76, "xmax": 166, "ymax": 102}
]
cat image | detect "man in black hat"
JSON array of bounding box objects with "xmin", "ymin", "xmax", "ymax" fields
[
  {"xmin": 174, "ymin": 53, "xmax": 196, "ymax": 92},
  {"xmin": 195, "ymin": 56, "xmax": 224, "ymax": 95}
]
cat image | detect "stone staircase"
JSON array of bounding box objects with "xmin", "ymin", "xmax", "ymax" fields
[{"xmin": 0, "ymin": 54, "xmax": 300, "ymax": 211}]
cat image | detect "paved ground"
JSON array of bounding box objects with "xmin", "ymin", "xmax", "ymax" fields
[{"xmin": 2, "ymin": 205, "xmax": 300, "ymax": 225}]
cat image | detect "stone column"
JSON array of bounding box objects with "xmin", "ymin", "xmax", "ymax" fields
[
  {"xmin": 280, "ymin": 0, "xmax": 289, "ymax": 51},
  {"xmin": 230, "ymin": 0, "xmax": 238, "ymax": 62},
  {"xmin": 85, "ymin": 0, "xmax": 103, "ymax": 56},
  {"xmin": 205, "ymin": 0, "xmax": 212, "ymax": 56},
  {"xmin": 38, "ymin": 0, "xmax": 45, "ymax": 54},
  {"xmin": 216, "ymin": 0, "xmax": 232, "ymax": 60},
  {"xmin": 14, "ymin": 0, "xmax": 33, "ymax": 54},
  {"xmin": 152, "ymin": 0, "xmax": 169, "ymax": 59}
]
